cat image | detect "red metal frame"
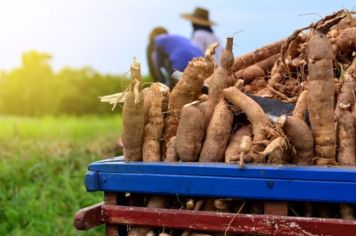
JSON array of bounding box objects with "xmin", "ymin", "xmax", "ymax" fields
[
  {"xmin": 74, "ymin": 202, "xmax": 103, "ymax": 230},
  {"xmin": 75, "ymin": 203, "xmax": 356, "ymax": 236},
  {"xmin": 105, "ymin": 193, "xmax": 118, "ymax": 236}
]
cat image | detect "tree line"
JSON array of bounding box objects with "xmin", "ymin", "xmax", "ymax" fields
[{"xmin": 0, "ymin": 51, "xmax": 149, "ymax": 116}]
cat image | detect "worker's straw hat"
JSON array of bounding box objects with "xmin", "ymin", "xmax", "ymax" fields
[{"xmin": 181, "ymin": 7, "xmax": 216, "ymax": 27}]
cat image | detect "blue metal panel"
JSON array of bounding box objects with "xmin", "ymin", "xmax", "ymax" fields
[
  {"xmin": 85, "ymin": 171, "xmax": 100, "ymax": 192},
  {"xmin": 85, "ymin": 157, "xmax": 356, "ymax": 203},
  {"xmin": 88, "ymin": 156, "xmax": 356, "ymax": 182}
]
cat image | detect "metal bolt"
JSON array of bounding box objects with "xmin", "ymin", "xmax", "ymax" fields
[{"xmin": 266, "ymin": 181, "xmax": 274, "ymax": 188}]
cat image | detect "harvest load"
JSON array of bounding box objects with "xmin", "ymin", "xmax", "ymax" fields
[{"xmin": 102, "ymin": 9, "xmax": 356, "ymax": 235}]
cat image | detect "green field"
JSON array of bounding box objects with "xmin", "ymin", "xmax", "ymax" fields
[{"xmin": 0, "ymin": 115, "xmax": 122, "ymax": 235}]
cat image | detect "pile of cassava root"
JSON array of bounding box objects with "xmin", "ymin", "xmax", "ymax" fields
[{"xmin": 102, "ymin": 9, "xmax": 356, "ymax": 235}]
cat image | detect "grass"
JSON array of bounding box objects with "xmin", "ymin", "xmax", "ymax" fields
[{"xmin": 0, "ymin": 115, "xmax": 123, "ymax": 235}]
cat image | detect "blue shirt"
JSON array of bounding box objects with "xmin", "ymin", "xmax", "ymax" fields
[{"xmin": 155, "ymin": 34, "xmax": 203, "ymax": 71}]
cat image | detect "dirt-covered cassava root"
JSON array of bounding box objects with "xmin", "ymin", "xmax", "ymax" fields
[
  {"xmin": 234, "ymin": 54, "xmax": 279, "ymax": 84},
  {"xmin": 223, "ymin": 86, "xmax": 276, "ymax": 164},
  {"xmin": 333, "ymin": 27, "xmax": 356, "ymax": 56},
  {"xmin": 239, "ymin": 136, "xmax": 253, "ymax": 167},
  {"xmin": 335, "ymin": 58, "xmax": 356, "ymax": 117},
  {"xmin": 176, "ymin": 101, "xmax": 205, "ymax": 162},
  {"xmin": 307, "ymin": 32, "xmax": 336, "ymax": 161},
  {"xmin": 337, "ymin": 110, "xmax": 355, "ymax": 166},
  {"xmin": 142, "ymin": 87, "xmax": 153, "ymax": 125},
  {"xmin": 225, "ymin": 126, "xmax": 252, "ymax": 163},
  {"xmin": 165, "ymin": 136, "xmax": 179, "ymax": 162},
  {"xmin": 238, "ymin": 65, "xmax": 265, "ymax": 84},
  {"xmin": 293, "ymin": 90, "xmax": 308, "ymax": 120},
  {"xmin": 162, "ymin": 47, "xmax": 215, "ymax": 152},
  {"xmin": 142, "ymin": 83, "xmax": 170, "ymax": 126},
  {"xmin": 205, "ymin": 37, "xmax": 234, "ymax": 128},
  {"xmin": 335, "ymin": 61, "xmax": 356, "ymax": 176},
  {"xmin": 223, "ymin": 86, "xmax": 288, "ymax": 163},
  {"xmin": 278, "ymin": 115, "xmax": 314, "ymax": 164},
  {"xmin": 223, "ymin": 87, "xmax": 269, "ymax": 142},
  {"xmin": 336, "ymin": 58, "xmax": 356, "ymax": 166},
  {"xmin": 232, "ymin": 39, "xmax": 286, "ymax": 72},
  {"xmin": 122, "ymin": 58, "xmax": 145, "ymax": 161},
  {"xmin": 143, "ymin": 83, "xmax": 164, "ymax": 162},
  {"xmin": 259, "ymin": 137, "xmax": 286, "ymax": 158},
  {"xmin": 199, "ymin": 98, "xmax": 233, "ymax": 162}
]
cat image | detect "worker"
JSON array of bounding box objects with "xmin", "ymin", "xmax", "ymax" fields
[
  {"xmin": 146, "ymin": 27, "xmax": 203, "ymax": 87},
  {"xmin": 181, "ymin": 7, "xmax": 223, "ymax": 63}
]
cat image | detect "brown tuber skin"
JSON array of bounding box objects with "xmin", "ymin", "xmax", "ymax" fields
[
  {"xmin": 122, "ymin": 59, "xmax": 145, "ymax": 161},
  {"xmin": 337, "ymin": 110, "xmax": 355, "ymax": 166},
  {"xmin": 268, "ymin": 59, "xmax": 285, "ymax": 88},
  {"xmin": 333, "ymin": 27, "xmax": 356, "ymax": 56},
  {"xmin": 168, "ymin": 57, "xmax": 214, "ymax": 116},
  {"xmin": 256, "ymin": 53, "xmax": 280, "ymax": 71},
  {"xmin": 259, "ymin": 137, "xmax": 286, "ymax": 159},
  {"xmin": 239, "ymin": 135, "xmax": 252, "ymax": 167},
  {"xmin": 143, "ymin": 83, "xmax": 169, "ymax": 121},
  {"xmin": 336, "ymin": 58, "xmax": 356, "ymax": 170},
  {"xmin": 142, "ymin": 87, "xmax": 153, "ymax": 126},
  {"xmin": 307, "ymin": 31, "xmax": 336, "ymax": 160},
  {"xmin": 221, "ymin": 37, "xmax": 234, "ymax": 69},
  {"xmin": 340, "ymin": 204, "xmax": 354, "ymax": 220},
  {"xmin": 223, "ymin": 87, "xmax": 269, "ymax": 142},
  {"xmin": 199, "ymin": 98, "xmax": 233, "ymax": 162},
  {"xmin": 128, "ymin": 227, "xmax": 151, "ymax": 236},
  {"xmin": 223, "ymin": 86, "xmax": 279, "ymax": 163},
  {"xmin": 293, "ymin": 90, "xmax": 308, "ymax": 120},
  {"xmin": 241, "ymin": 65, "xmax": 265, "ymax": 84},
  {"xmin": 165, "ymin": 136, "xmax": 179, "ymax": 162},
  {"xmin": 335, "ymin": 58, "xmax": 356, "ymax": 118},
  {"xmin": 278, "ymin": 115, "xmax": 314, "ymax": 164},
  {"xmin": 287, "ymin": 35, "xmax": 305, "ymax": 59},
  {"xmin": 267, "ymin": 58, "xmax": 292, "ymax": 101},
  {"xmin": 225, "ymin": 125, "xmax": 253, "ymax": 163},
  {"xmin": 162, "ymin": 52, "xmax": 215, "ymax": 153},
  {"xmin": 245, "ymin": 77, "xmax": 267, "ymax": 94},
  {"xmin": 176, "ymin": 102, "xmax": 205, "ymax": 162},
  {"xmin": 143, "ymin": 83, "xmax": 164, "ymax": 162},
  {"xmin": 232, "ymin": 39, "xmax": 286, "ymax": 72},
  {"xmin": 159, "ymin": 233, "xmax": 171, "ymax": 236},
  {"xmin": 234, "ymin": 54, "xmax": 278, "ymax": 85},
  {"xmin": 205, "ymin": 37, "xmax": 234, "ymax": 128}
]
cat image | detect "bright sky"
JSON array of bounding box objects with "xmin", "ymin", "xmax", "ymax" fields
[{"xmin": 0, "ymin": 0, "xmax": 354, "ymax": 74}]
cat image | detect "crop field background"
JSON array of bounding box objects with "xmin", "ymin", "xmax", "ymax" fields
[
  {"xmin": 1, "ymin": 1, "xmax": 354, "ymax": 235},
  {"xmin": 0, "ymin": 115, "xmax": 122, "ymax": 235}
]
